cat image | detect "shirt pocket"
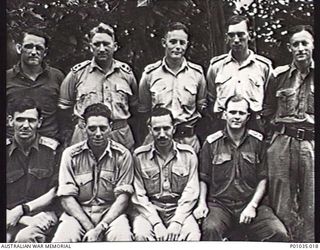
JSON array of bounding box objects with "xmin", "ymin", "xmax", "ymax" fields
[
  {"xmin": 241, "ymin": 152, "xmax": 260, "ymax": 188},
  {"xmin": 211, "ymin": 153, "xmax": 232, "ymax": 183},
  {"xmin": 75, "ymin": 173, "xmax": 94, "ymax": 200},
  {"xmin": 179, "ymin": 83, "xmax": 197, "ymax": 107},
  {"xmin": 171, "ymin": 165, "xmax": 189, "ymax": 194},
  {"xmin": 113, "ymin": 81, "xmax": 132, "ymax": 106},
  {"xmin": 77, "ymin": 91, "xmax": 101, "ymax": 114},
  {"xmin": 7, "ymin": 169, "xmax": 25, "ymax": 184},
  {"xmin": 150, "ymin": 81, "xmax": 168, "ymax": 106},
  {"xmin": 29, "ymin": 168, "xmax": 53, "ymax": 179},
  {"xmin": 276, "ymin": 88, "xmax": 296, "ymax": 117},
  {"xmin": 99, "ymin": 170, "xmax": 116, "ymax": 200},
  {"xmin": 141, "ymin": 167, "xmax": 161, "ymax": 196}
]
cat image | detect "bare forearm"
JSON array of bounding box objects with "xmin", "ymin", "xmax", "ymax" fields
[
  {"xmin": 61, "ymin": 196, "xmax": 94, "ymax": 231},
  {"xmin": 198, "ymin": 181, "xmax": 208, "ymax": 205},
  {"xmin": 249, "ymin": 179, "xmax": 267, "ymax": 206},
  {"xmin": 26, "ymin": 187, "xmax": 56, "ymax": 213}
]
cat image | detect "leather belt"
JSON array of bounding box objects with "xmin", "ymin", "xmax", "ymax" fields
[
  {"xmin": 174, "ymin": 124, "xmax": 194, "ymax": 138},
  {"xmin": 274, "ymin": 125, "xmax": 314, "ymax": 141},
  {"xmin": 112, "ymin": 119, "xmax": 128, "ymax": 130}
]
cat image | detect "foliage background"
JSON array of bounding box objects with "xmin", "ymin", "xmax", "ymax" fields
[{"xmin": 7, "ymin": 0, "xmax": 314, "ymax": 77}]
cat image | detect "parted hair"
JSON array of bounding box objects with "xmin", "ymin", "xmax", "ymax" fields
[
  {"xmin": 19, "ymin": 28, "xmax": 49, "ymax": 47},
  {"xmin": 89, "ymin": 22, "xmax": 115, "ymax": 40},
  {"xmin": 226, "ymin": 15, "xmax": 250, "ymax": 31},
  {"xmin": 83, "ymin": 103, "xmax": 112, "ymax": 122},
  {"xmin": 164, "ymin": 22, "xmax": 189, "ymax": 37},
  {"xmin": 8, "ymin": 97, "xmax": 42, "ymax": 118},
  {"xmin": 224, "ymin": 94, "xmax": 251, "ymax": 113},
  {"xmin": 288, "ymin": 25, "xmax": 314, "ymax": 40},
  {"xmin": 147, "ymin": 107, "xmax": 174, "ymax": 125}
]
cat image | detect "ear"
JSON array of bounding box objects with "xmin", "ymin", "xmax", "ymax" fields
[
  {"xmin": 161, "ymin": 38, "xmax": 166, "ymax": 48},
  {"xmin": 16, "ymin": 44, "xmax": 22, "ymax": 54},
  {"xmin": 114, "ymin": 42, "xmax": 118, "ymax": 52},
  {"xmin": 172, "ymin": 125, "xmax": 176, "ymax": 135},
  {"xmin": 287, "ymin": 43, "xmax": 292, "ymax": 53},
  {"xmin": 148, "ymin": 124, "xmax": 152, "ymax": 134},
  {"xmin": 37, "ymin": 117, "xmax": 43, "ymax": 128},
  {"xmin": 7, "ymin": 115, "xmax": 14, "ymax": 127},
  {"xmin": 89, "ymin": 43, "xmax": 94, "ymax": 53},
  {"xmin": 43, "ymin": 48, "xmax": 48, "ymax": 57}
]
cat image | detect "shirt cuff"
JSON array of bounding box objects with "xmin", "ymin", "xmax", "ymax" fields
[
  {"xmin": 57, "ymin": 184, "xmax": 78, "ymax": 197},
  {"xmin": 114, "ymin": 184, "xmax": 134, "ymax": 197}
]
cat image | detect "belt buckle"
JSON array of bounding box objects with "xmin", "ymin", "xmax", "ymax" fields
[{"xmin": 296, "ymin": 128, "xmax": 305, "ymax": 140}]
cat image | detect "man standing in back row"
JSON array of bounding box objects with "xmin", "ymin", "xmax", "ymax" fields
[
  {"xmin": 138, "ymin": 22, "xmax": 207, "ymax": 153},
  {"xmin": 58, "ymin": 22, "xmax": 138, "ymax": 151},
  {"xmin": 207, "ymin": 15, "xmax": 272, "ymax": 134},
  {"xmin": 263, "ymin": 25, "xmax": 315, "ymax": 242}
]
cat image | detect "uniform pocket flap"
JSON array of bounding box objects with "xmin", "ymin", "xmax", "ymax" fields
[
  {"xmin": 142, "ymin": 168, "xmax": 160, "ymax": 179},
  {"xmin": 172, "ymin": 165, "xmax": 189, "ymax": 177},
  {"xmin": 75, "ymin": 173, "xmax": 93, "ymax": 186},
  {"xmin": 184, "ymin": 84, "xmax": 197, "ymax": 95},
  {"xmin": 276, "ymin": 88, "xmax": 296, "ymax": 97},
  {"xmin": 116, "ymin": 82, "xmax": 133, "ymax": 95},
  {"xmin": 7, "ymin": 169, "xmax": 25, "ymax": 183},
  {"xmin": 241, "ymin": 152, "xmax": 260, "ymax": 164},
  {"xmin": 100, "ymin": 170, "xmax": 115, "ymax": 183},
  {"xmin": 212, "ymin": 153, "xmax": 232, "ymax": 165},
  {"xmin": 29, "ymin": 168, "xmax": 53, "ymax": 179}
]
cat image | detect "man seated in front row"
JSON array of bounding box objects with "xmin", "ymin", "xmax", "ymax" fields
[
  {"xmin": 6, "ymin": 97, "xmax": 60, "ymax": 242},
  {"xmin": 131, "ymin": 107, "xmax": 200, "ymax": 241},
  {"xmin": 52, "ymin": 103, "xmax": 133, "ymax": 242},
  {"xmin": 193, "ymin": 94, "xmax": 289, "ymax": 241}
]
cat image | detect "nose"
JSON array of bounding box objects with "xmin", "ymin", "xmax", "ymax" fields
[
  {"xmin": 95, "ymin": 127, "xmax": 102, "ymax": 137},
  {"xmin": 30, "ymin": 46, "xmax": 37, "ymax": 54},
  {"xmin": 99, "ymin": 44, "xmax": 106, "ymax": 51},
  {"xmin": 22, "ymin": 119, "xmax": 30, "ymax": 127},
  {"xmin": 297, "ymin": 42, "xmax": 304, "ymax": 51},
  {"xmin": 234, "ymin": 35, "xmax": 240, "ymax": 43},
  {"xmin": 159, "ymin": 128, "xmax": 166, "ymax": 137}
]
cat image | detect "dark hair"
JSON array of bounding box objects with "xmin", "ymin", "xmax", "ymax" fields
[
  {"xmin": 147, "ymin": 107, "xmax": 174, "ymax": 125},
  {"xmin": 83, "ymin": 103, "xmax": 112, "ymax": 122},
  {"xmin": 19, "ymin": 28, "xmax": 49, "ymax": 47},
  {"xmin": 89, "ymin": 22, "xmax": 115, "ymax": 40},
  {"xmin": 226, "ymin": 15, "xmax": 250, "ymax": 31},
  {"xmin": 8, "ymin": 97, "xmax": 42, "ymax": 118},
  {"xmin": 288, "ymin": 25, "xmax": 314, "ymax": 41},
  {"xmin": 164, "ymin": 22, "xmax": 189, "ymax": 37},
  {"xmin": 224, "ymin": 94, "xmax": 251, "ymax": 113}
]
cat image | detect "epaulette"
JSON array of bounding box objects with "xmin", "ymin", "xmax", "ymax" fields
[
  {"xmin": 110, "ymin": 140, "xmax": 126, "ymax": 154},
  {"xmin": 71, "ymin": 60, "xmax": 91, "ymax": 72},
  {"xmin": 119, "ymin": 62, "xmax": 132, "ymax": 74},
  {"xmin": 273, "ymin": 65, "xmax": 290, "ymax": 77},
  {"xmin": 255, "ymin": 55, "xmax": 272, "ymax": 67},
  {"xmin": 69, "ymin": 142, "xmax": 86, "ymax": 157},
  {"xmin": 248, "ymin": 129, "xmax": 263, "ymax": 141},
  {"xmin": 187, "ymin": 61, "xmax": 203, "ymax": 74},
  {"xmin": 144, "ymin": 60, "xmax": 162, "ymax": 74},
  {"xmin": 206, "ymin": 130, "xmax": 224, "ymax": 144},
  {"xmin": 39, "ymin": 136, "xmax": 59, "ymax": 150},
  {"xmin": 134, "ymin": 144, "xmax": 152, "ymax": 155},
  {"xmin": 210, "ymin": 54, "xmax": 228, "ymax": 65},
  {"xmin": 176, "ymin": 143, "xmax": 195, "ymax": 153},
  {"xmin": 6, "ymin": 138, "xmax": 12, "ymax": 146}
]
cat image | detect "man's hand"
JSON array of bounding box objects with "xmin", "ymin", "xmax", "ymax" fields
[
  {"xmin": 26, "ymin": 212, "xmax": 58, "ymax": 231},
  {"xmin": 6, "ymin": 206, "xmax": 23, "ymax": 229},
  {"xmin": 193, "ymin": 203, "xmax": 209, "ymax": 220},
  {"xmin": 239, "ymin": 204, "xmax": 256, "ymax": 224},
  {"xmin": 166, "ymin": 222, "xmax": 182, "ymax": 241},
  {"xmin": 83, "ymin": 228, "xmax": 103, "ymax": 242},
  {"xmin": 153, "ymin": 223, "xmax": 167, "ymax": 241}
]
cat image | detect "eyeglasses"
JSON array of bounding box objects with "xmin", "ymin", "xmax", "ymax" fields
[
  {"xmin": 227, "ymin": 32, "xmax": 247, "ymax": 39},
  {"xmin": 22, "ymin": 43, "xmax": 46, "ymax": 52},
  {"xmin": 87, "ymin": 125, "xmax": 110, "ymax": 132}
]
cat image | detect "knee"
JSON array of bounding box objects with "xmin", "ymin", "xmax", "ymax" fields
[
  {"xmin": 201, "ymin": 218, "xmax": 224, "ymax": 240},
  {"xmin": 51, "ymin": 221, "xmax": 82, "ymax": 242},
  {"xmin": 106, "ymin": 215, "xmax": 133, "ymax": 241},
  {"xmin": 15, "ymin": 226, "xmax": 45, "ymax": 243},
  {"xmin": 264, "ymin": 221, "xmax": 290, "ymax": 242},
  {"xmin": 132, "ymin": 215, "xmax": 154, "ymax": 241}
]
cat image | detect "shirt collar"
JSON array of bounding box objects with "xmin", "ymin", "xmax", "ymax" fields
[
  {"xmin": 225, "ymin": 50, "xmax": 255, "ymax": 67},
  {"xmin": 289, "ymin": 59, "xmax": 314, "ymax": 78},
  {"xmin": 12, "ymin": 62, "xmax": 49, "ymax": 77},
  {"xmin": 89, "ymin": 58, "xmax": 119, "ymax": 73},
  {"xmin": 222, "ymin": 128, "xmax": 249, "ymax": 147},
  {"xmin": 148, "ymin": 140, "xmax": 178, "ymax": 160},
  {"xmin": 8, "ymin": 134, "xmax": 40, "ymax": 156},
  {"xmin": 162, "ymin": 57, "xmax": 188, "ymax": 74},
  {"xmin": 83, "ymin": 139, "xmax": 113, "ymax": 159}
]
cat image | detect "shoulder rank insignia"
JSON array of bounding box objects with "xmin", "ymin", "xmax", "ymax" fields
[
  {"xmin": 248, "ymin": 129, "xmax": 263, "ymax": 141},
  {"xmin": 71, "ymin": 60, "xmax": 91, "ymax": 72},
  {"xmin": 144, "ymin": 60, "xmax": 162, "ymax": 74},
  {"xmin": 255, "ymin": 55, "xmax": 272, "ymax": 67},
  {"xmin": 206, "ymin": 130, "xmax": 224, "ymax": 144},
  {"xmin": 210, "ymin": 54, "xmax": 228, "ymax": 65},
  {"xmin": 187, "ymin": 61, "xmax": 203, "ymax": 74},
  {"xmin": 119, "ymin": 62, "xmax": 132, "ymax": 73},
  {"xmin": 273, "ymin": 65, "xmax": 290, "ymax": 77},
  {"xmin": 134, "ymin": 144, "xmax": 152, "ymax": 155},
  {"xmin": 6, "ymin": 138, "xmax": 12, "ymax": 146},
  {"xmin": 39, "ymin": 136, "xmax": 60, "ymax": 150}
]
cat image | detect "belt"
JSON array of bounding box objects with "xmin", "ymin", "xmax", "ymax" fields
[
  {"xmin": 112, "ymin": 119, "xmax": 128, "ymax": 130},
  {"xmin": 274, "ymin": 125, "xmax": 314, "ymax": 141},
  {"xmin": 174, "ymin": 124, "xmax": 194, "ymax": 138}
]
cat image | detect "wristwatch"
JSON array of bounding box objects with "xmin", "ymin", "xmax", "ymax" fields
[
  {"xmin": 21, "ymin": 204, "xmax": 31, "ymax": 215},
  {"xmin": 250, "ymin": 202, "xmax": 258, "ymax": 209},
  {"xmin": 100, "ymin": 222, "xmax": 109, "ymax": 233}
]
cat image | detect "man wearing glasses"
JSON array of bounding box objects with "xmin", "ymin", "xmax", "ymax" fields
[
  {"xmin": 58, "ymin": 22, "xmax": 138, "ymax": 151},
  {"xmin": 206, "ymin": 15, "xmax": 272, "ymax": 134},
  {"xmin": 7, "ymin": 29, "xmax": 65, "ymax": 141}
]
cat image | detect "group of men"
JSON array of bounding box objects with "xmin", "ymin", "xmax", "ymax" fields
[{"xmin": 6, "ymin": 14, "xmax": 314, "ymax": 243}]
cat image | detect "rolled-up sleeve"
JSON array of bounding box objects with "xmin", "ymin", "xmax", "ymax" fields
[
  {"xmin": 171, "ymin": 151, "xmax": 200, "ymax": 225},
  {"xmin": 206, "ymin": 65, "xmax": 217, "ymax": 109},
  {"xmin": 196, "ymin": 72, "xmax": 207, "ymax": 112},
  {"xmin": 58, "ymin": 71, "xmax": 77, "ymax": 109},
  {"xmin": 131, "ymin": 155, "xmax": 162, "ymax": 226},
  {"xmin": 57, "ymin": 148, "xmax": 79, "ymax": 197},
  {"xmin": 199, "ymin": 141, "xmax": 212, "ymax": 184},
  {"xmin": 113, "ymin": 150, "xmax": 134, "ymax": 197},
  {"xmin": 138, "ymin": 72, "xmax": 152, "ymax": 113}
]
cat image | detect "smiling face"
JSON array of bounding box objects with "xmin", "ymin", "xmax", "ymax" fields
[
  {"xmin": 225, "ymin": 99, "xmax": 250, "ymax": 130},
  {"xmin": 162, "ymin": 29, "xmax": 188, "ymax": 61},
  {"xmin": 288, "ymin": 30, "xmax": 314, "ymax": 65},
  {"xmin": 86, "ymin": 115, "xmax": 112, "ymax": 149},
  {"xmin": 17, "ymin": 34, "xmax": 47, "ymax": 67},
  {"xmin": 9, "ymin": 108, "xmax": 41, "ymax": 141},
  {"xmin": 90, "ymin": 32, "xmax": 117, "ymax": 63},
  {"xmin": 227, "ymin": 20, "xmax": 250, "ymax": 54},
  {"xmin": 149, "ymin": 114, "xmax": 175, "ymax": 149}
]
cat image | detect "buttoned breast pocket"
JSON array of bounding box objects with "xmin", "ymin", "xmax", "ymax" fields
[
  {"xmin": 99, "ymin": 170, "xmax": 116, "ymax": 199},
  {"xmin": 307, "ymin": 84, "xmax": 314, "ymax": 114},
  {"xmin": 179, "ymin": 84, "xmax": 197, "ymax": 107},
  {"xmin": 77, "ymin": 91, "xmax": 101, "ymax": 115},
  {"xmin": 171, "ymin": 165, "xmax": 189, "ymax": 194},
  {"xmin": 241, "ymin": 152, "xmax": 260, "ymax": 188},
  {"xmin": 7, "ymin": 169, "xmax": 25, "ymax": 184},
  {"xmin": 141, "ymin": 168, "xmax": 161, "ymax": 196},
  {"xmin": 114, "ymin": 81, "xmax": 132, "ymax": 106},
  {"xmin": 211, "ymin": 153, "xmax": 232, "ymax": 183},
  {"xmin": 276, "ymin": 88, "xmax": 297, "ymax": 117},
  {"xmin": 150, "ymin": 81, "xmax": 169, "ymax": 106},
  {"xmin": 75, "ymin": 173, "xmax": 94, "ymax": 200}
]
